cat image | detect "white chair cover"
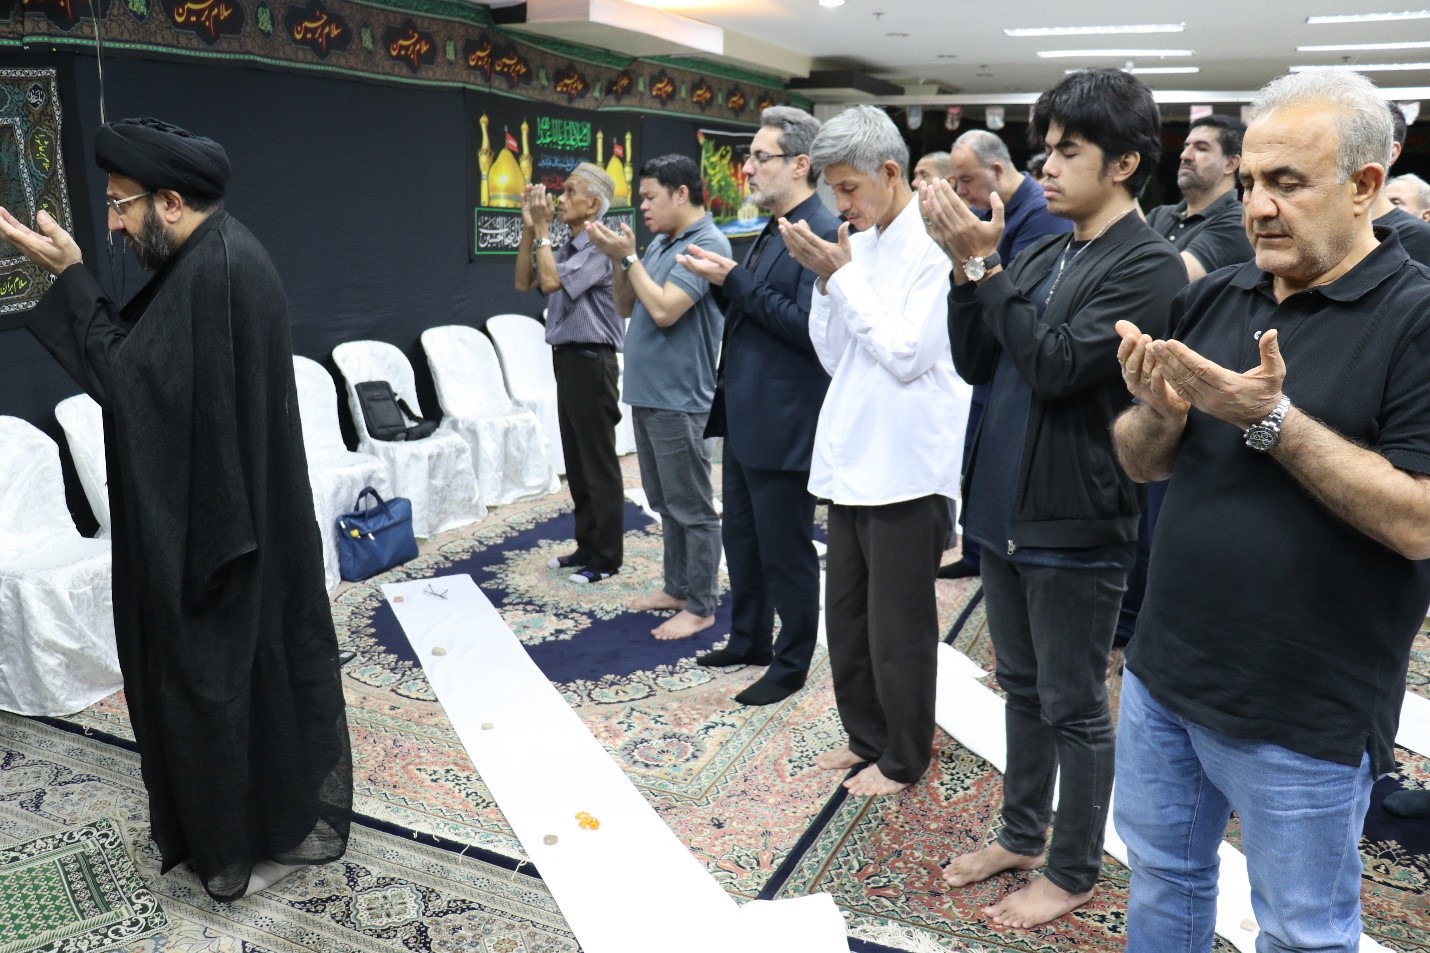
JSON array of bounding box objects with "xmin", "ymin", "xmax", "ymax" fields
[
  {"xmin": 484, "ymin": 314, "xmax": 565, "ymax": 475},
  {"xmin": 54, "ymin": 393, "xmax": 111, "ymax": 538},
  {"xmin": 292, "ymin": 357, "xmax": 392, "ymax": 594},
  {"xmin": 332, "ymin": 341, "xmax": 485, "ymax": 539},
  {"xmin": 0, "ymin": 416, "xmax": 120, "ymax": 716},
  {"xmin": 421, "ymin": 326, "xmax": 558, "ymax": 505}
]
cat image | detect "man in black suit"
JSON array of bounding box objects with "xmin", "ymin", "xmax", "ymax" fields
[{"xmin": 677, "ymin": 106, "xmax": 839, "ymax": 706}]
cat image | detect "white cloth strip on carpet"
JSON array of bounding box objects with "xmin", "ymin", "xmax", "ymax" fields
[
  {"xmin": 1398, "ymin": 690, "xmax": 1430, "ymax": 757},
  {"xmin": 383, "ymin": 574, "xmax": 849, "ymax": 953},
  {"xmin": 933, "ymin": 645, "xmax": 1393, "ymax": 953}
]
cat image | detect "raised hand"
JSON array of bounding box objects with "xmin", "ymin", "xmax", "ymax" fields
[
  {"xmin": 1116, "ymin": 320, "xmax": 1189, "ymax": 418},
  {"xmin": 675, "ymin": 243, "xmax": 736, "ymax": 286},
  {"xmin": 586, "ymin": 220, "xmax": 636, "ymax": 261},
  {"xmin": 1153, "ymin": 328, "xmax": 1285, "ymax": 430},
  {"xmin": 0, "ymin": 207, "xmax": 82, "ymax": 275},
  {"xmin": 779, "ymin": 218, "xmax": 850, "ymax": 280},
  {"xmin": 917, "ymin": 178, "xmax": 1003, "ymax": 267}
]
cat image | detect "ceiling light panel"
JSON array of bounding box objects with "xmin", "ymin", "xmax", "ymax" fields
[
  {"xmin": 1037, "ymin": 49, "xmax": 1194, "ymax": 58},
  {"xmin": 1290, "ymin": 62, "xmax": 1430, "ymax": 72},
  {"xmin": 1305, "ymin": 11, "xmax": 1430, "ymax": 24},
  {"xmin": 1297, "ymin": 41, "xmax": 1430, "ymax": 51},
  {"xmin": 1005, "ymin": 23, "xmax": 1184, "ymax": 37}
]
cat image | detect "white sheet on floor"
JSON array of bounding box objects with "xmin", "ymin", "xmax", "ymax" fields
[
  {"xmin": 383, "ymin": 573, "xmax": 848, "ymax": 953},
  {"xmin": 932, "ymin": 644, "xmax": 1394, "ymax": 953},
  {"xmin": 1397, "ymin": 689, "xmax": 1430, "ymax": 757}
]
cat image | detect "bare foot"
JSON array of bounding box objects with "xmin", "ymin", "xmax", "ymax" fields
[
  {"xmin": 943, "ymin": 842, "xmax": 1044, "ymax": 887},
  {"xmin": 628, "ymin": 591, "xmax": 686, "ymax": 612},
  {"xmin": 652, "ymin": 609, "xmax": 714, "ymax": 641},
  {"xmin": 814, "ymin": 747, "xmax": 864, "ymax": 771},
  {"xmin": 843, "ymin": 762, "xmax": 909, "ymax": 797},
  {"xmin": 984, "ymin": 875, "xmax": 1094, "ymax": 928}
]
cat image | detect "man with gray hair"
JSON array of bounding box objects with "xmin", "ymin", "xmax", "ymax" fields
[
  {"xmin": 1388, "ymin": 172, "xmax": 1430, "ymax": 221},
  {"xmin": 516, "ymin": 163, "xmax": 626, "ymax": 584},
  {"xmin": 912, "ymin": 150, "xmax": 950, "ymax": 185},
  {"xmin": 1112, "ymin": 69, "xmax": 1430, "ymax": 951},
  {"xmin": 937, "ymin": 127, "xmax": 1071, "ymax": 580},
  {"xmin": 781, "ymin": 105, "xmax": 970, "ymax": 796},
  {"xmin": 676, "ymin": 107, "xmax": 840, "ymax": 705}
]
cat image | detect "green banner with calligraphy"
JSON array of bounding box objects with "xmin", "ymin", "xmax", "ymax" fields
[
  {"xmin": 0, "ymin": 0, "xmax": 801, "ymax": 125},
  {"xmin": 0, "ymin": 69, "xmax": 74, "ymax": 329}
]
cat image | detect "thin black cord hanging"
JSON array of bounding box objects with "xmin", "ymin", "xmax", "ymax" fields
[{"xmin": 89, "ymin": 0, "xmax": 126, "ymax": 301}]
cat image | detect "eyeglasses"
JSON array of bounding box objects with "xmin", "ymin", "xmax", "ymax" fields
[
  {"xmin": 106, "ymin": 192, "xmax": 151, "ymax": 215},
  {"xmin": 745, "ymin": 151, "xmax": 793, "ymax": 166}
]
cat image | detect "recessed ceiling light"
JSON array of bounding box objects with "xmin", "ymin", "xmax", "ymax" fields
[
  {"xmin": 1297, "ymin": 41, "xmax": 1430, "ymax": 52},
  {"xmin": 937, "ymin": 54, "xmax": 958, "ymax": 59},
  {"xmin": 818, "ymin": 0, "xmax": 845, "ymax": 7},
  {"xmin": 887, "ymin": 31, "xmax": 910, "ymax": 37},
  {"xmin": 1006, "ymin": 23, "xmax": 1184, "ymax": 37},
  {"xmin": 1062, "ymin": 66, "xmax": 1201, "ymax": 75},
  {"xmin": 1290, "ymin": 62, "xmax": 1430, "ymax": 72},
  {"xmin": 1306, "ymin": 11, "xmax": 1430, "ymax": 24},
  {"xmin": 1037, "ymin": 49, "xmax": 1194, "ymax": 58}
]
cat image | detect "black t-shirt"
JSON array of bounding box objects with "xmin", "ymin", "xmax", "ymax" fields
[
  {"xmin": 1146, "ymin": 189, "xmax": 1253, "ymax": 275},
  {"xmin": 1128, "ymin": 229, "xmax": 1430, "ymax": 776},
  {"xmin": 1375, "ymin": 206, "xmax": 1430, "ymax": 266}
]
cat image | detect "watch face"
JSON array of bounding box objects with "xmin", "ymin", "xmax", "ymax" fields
[
  {"xmin": 1246, "ymin": 425, "xmax": 1277, "ymax": 451},
  {"xmin": 964, "ymin": 257, "xmax": 986, "ymax": 281}
]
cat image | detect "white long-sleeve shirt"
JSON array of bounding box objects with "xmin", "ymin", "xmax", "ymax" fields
[{"xmin": 808, "ymin": 196, "xmax": 971, "ymax": 506}]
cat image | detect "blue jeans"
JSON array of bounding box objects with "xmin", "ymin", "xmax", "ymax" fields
[{"xmin": 1115, "ymin": 669, "xmax": 1373, "ymax": 953}]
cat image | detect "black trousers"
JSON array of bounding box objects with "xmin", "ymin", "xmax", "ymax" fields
[
  {"xmin": 721, "ymin": 444, "xmax": 819, "ymax": 687},
  {"xmin": 552, "ymin": 345, "xmax": 624, "ymax": 572},
  {"xmin": 826, "ymin": 494, "xmax": 950, "ymax": 784}
]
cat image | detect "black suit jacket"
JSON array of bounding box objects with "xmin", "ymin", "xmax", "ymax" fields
[{"xmin": 707, "ymin": 193, "xmax": 841, "ymax": 471}]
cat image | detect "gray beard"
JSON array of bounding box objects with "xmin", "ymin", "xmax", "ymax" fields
[{"xmin": 131, "ymin": 201, "xmax": 176, "ymax": 271}]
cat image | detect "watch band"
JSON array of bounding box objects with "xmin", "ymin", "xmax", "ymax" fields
[
  {"xmin": 962, "ymin": 251, "xmax": 1002, "ymax": 281},
  {"xmin": 532, "ymin": 237, "xmax": 553, "ymax": 250},
  {"xmin": 620, "ymin": 253, "xmax": 639, "ymax": 272},
  {"xmin": 1243, "ymin": 395, "xmax": 1291, "ymax": 452}
]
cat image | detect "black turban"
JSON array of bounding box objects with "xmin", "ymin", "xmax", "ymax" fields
[{"xmin": 94, "ymin": 117, "xmax": 230, "ymax": 199}]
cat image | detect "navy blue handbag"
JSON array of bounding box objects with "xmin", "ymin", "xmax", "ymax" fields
[{"xmin": 336, "ymin": 487, "xmax": 418, "ymax": 581}]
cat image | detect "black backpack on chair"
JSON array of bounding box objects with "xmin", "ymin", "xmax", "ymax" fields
[{"xmin": 354, "ymin": 381, "xmax": 438, "ymax": 441}]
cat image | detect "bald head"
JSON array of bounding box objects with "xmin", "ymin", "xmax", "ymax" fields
[
  {"xmin": 1388, "ymin": 173, "xmax": 1430, "ymax": 220},
  {"xmin": 912, "ymin": 151, "xmax": 950, "ymax": 185},
  {"xmin": 948, "ymin": 129, "xmax": 1021, "ymax": 211}
]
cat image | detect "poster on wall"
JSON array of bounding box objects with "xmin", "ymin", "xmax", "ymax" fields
[
  {"xmin": 466, "ymin": 92, "xmax": 640, "ymax": 257},
  {"xmin": 697, "ymin": 127, "xmax": 762, "ymax": 241},
  {"xmin": 0, "ymin": 69, "xmax": 74, "ymax": 330}
]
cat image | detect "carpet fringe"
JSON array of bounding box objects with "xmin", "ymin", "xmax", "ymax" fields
[{"xmin": 849, "ymin": 919, "xmax": 965, "ymax": 952}]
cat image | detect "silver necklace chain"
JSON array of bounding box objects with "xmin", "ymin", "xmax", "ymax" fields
[{"xmin": 1043, "ymin": 207, "xmax": 1135, "ymax": 306}]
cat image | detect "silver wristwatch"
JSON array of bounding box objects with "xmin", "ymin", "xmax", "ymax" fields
[
  {"xmin": 1244, "ymin": 395, "xmax": 1291, "ymax": 452},
  {"xmin": 532, "ymin": 237, "xmax": 553, "ymax": 250},
  {"xmin": 620, "ymin": 253, "xmax": 639, "ymax": 272},
  {"xmin": 962, "ymin": 251, "xmax": 1001, "ymax": 282}
]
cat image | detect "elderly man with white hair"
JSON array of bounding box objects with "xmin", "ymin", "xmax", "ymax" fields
[
  {"xmin": 1388, "ymin": 172, "xmax": 1430, "ymax": 222},
  {"xmin": 780, "ymin": 105, "xmax": 970, "ymax": 798},
  {"xmin": 1112, "ymin": 69, "xmax": 1430, "ymax": 952},
  {"xmin": 516, "ymin": 163, "xmax": 626, "ymax": 584}
]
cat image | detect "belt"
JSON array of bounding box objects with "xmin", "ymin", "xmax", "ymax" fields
[{"xmin": 552, "ymin": 342, "xmax": 615, "ymax": 353}]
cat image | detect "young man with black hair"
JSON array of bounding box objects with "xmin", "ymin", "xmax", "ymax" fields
[
  {"xmin": 1146, "ymin": 114, "xmax": 1254, "ymax": 280},
  {"xmin": 588, "ymin": 155, "xmax": 730, "ymax": 641},
  {"xmin": 921, "ymin": 67, "xmax": 1185, "ymax": 928}
]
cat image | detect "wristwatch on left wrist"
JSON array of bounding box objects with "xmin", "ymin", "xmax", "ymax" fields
[
  {"xmin": 532, "ymin": 237, "xmax": 552, "ymax": 250},
  {"xmin": 620, "ymin": 253, "xmax": 639, "ymax": 272},
  {"xmin": 962, "ymin": 251, "xmax": 1001, "ymax": 282},
  {"xmin": 1244, "ymin": 395, "xmax": 1291, "ymax": 452}
]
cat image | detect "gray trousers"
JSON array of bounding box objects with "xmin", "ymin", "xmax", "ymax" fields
[
  {"xmin": 632, "ymin": 407, "xmax": 721, "ymax": 617},
  {"xmin": 980, "ymin": 551, "xmax": 1126, "ymax": 895}
]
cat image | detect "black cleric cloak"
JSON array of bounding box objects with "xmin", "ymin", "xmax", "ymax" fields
[{"xmin": 27, "ymin": 210, "xmax": 352, "ymax": 901}]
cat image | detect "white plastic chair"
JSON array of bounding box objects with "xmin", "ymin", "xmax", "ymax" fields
[
  {"xmin": 421, "ymin": 326, "xmax": 558, "ymax": 505},
  {"xmin": 54, "ymin": 393, "xmax": 110, "ymax": 538},
  {"xmin": 0, "ymin": 416, "xmax": 121, "ymax": 716},
  {"xmin": 331, "ymin": 341, "xmax": 485, "ymax": 539},
  {"xmin": 484, "ymin": 314, "xmax": 565, "ymax": 475},
  {"xmin": 292, "ymin": 357, "xmax": 392, "ymax": 593}
]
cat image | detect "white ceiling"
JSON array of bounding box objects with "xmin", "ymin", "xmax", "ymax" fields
[{"xmin": 490, "ymin": 0, "xmax": 1430, "ymax": 101}]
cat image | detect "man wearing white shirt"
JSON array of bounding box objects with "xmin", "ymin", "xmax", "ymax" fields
[{"xmin": 781, "ymin": 105, "xmax": 970, "ymax": 798}]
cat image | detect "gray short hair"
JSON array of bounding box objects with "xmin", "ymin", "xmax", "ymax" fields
[
  {"xmin": 953, "ymin": 129, "xmax": 1013, "ymax": 170},
  {"xmin": 1395, "ymin": 172, "xmax": 1430, "ymax": 209},
  {"xmin": 1250, "ymin": 70, "xmax": 1393, "ymax": 182},
  {"xmin": 761, "ymin": 106, "xmax": 822, "ymax": 185},
  {"xmin": 916, "ymin": 151, "xmax": 951, "ymax": 178},
  {"xmin": 809, "ymin": 105, "xmax": 909, "ymax": 178}
]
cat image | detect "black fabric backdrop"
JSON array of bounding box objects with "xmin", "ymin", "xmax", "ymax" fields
[{"xmin": 0, "ymin": 51, "xmax": 748, "ymax": 532}]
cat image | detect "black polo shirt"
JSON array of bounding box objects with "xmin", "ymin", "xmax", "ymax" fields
[
  {"xmin": 1146, "ymin": 188, "xmax": 1253, "ymax": 275},
  {"xmin": 1128, "ymin": 228, "xmax": 1430, "ymax": 776},
  {"xmin": 1375, "ymin": 206, "xmax": 1430, "ymax": 266}
]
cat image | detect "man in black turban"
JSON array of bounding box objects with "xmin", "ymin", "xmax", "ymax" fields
[{"xmin": 0, "ymin": 118, "xmax": 352, "ymax": 902}]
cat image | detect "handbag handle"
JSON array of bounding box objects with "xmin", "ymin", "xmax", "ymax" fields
[{"xmin": 354, "ymin": 486, "xmax": 391, "ymax": 516}]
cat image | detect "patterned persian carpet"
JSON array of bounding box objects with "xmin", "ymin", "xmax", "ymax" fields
[{"xmin": 4, "ymin": 469, "xmax": 1428, "ymax": 952}]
